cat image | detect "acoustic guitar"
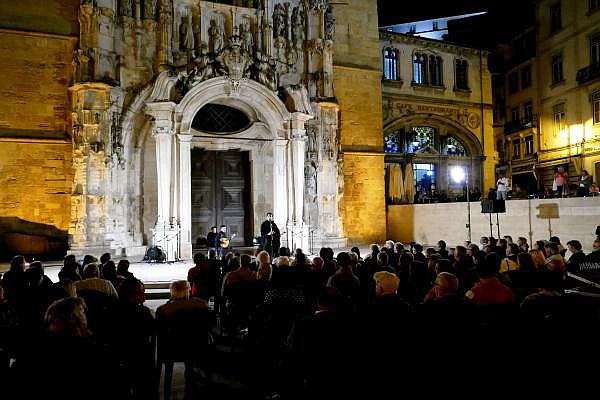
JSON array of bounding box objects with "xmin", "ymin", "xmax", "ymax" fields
[{"xmin": 220, "ymin": 233, "xmax": 237, "ymax": 248}]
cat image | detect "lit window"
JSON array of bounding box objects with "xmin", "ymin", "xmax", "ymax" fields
[
  {"xmin": 512, "ymin": 138, "xmax": 521, "ymax": 159},
  {"xmin": 525, "ymin": 135, "xmax": 534, "ymax": 155},
  {"xmin": 551, "ymin": 54, "xmax": 564, "ymax": 84},
  {"xmin": 553, "ymin": 103, "xmax": 566, "ymax": 137},
  {"xmin": 446, "ymin": 137, "xmax": 467, "ymax": 156},
  {"xmin": 593, "ymin": 91, "xmax": 600, "ymax": 124},
  {"xmin": 550, "ymin": 2, "xmax": 562, "ymax": 33},
  {"xmin": 383, "ymin": 48, "xmax": 399, "ymax": 80},
  {"xmin": 384, "ymin": 129, "xmax": 403, "ymax": 153},
  {"xmin": 455, "ymin": 59, "xmax": 469, "ymax": 90},
  {"xmin": 413, "ymin": 53, "xmax": 428, "ymax": 84},
  {"xmin": 409, "ymin": 126, "xmax": 435, "ymax": 152}
]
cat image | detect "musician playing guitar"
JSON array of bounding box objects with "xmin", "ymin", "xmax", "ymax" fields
[
  {"xmin": 260, "ymin": 212, "xmax": 281, "ymax": 258},
  {"xmin": 215, "ymin": 225, "xmax": 233, "ymax": 259}
]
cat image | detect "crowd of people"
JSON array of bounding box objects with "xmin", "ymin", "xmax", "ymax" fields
[{"xmin": 1, "ymin": 235, "xmax": 600, "ymax": 398}]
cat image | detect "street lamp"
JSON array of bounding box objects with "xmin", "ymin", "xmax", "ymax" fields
[{"xmin": 451, "ymin": 166, "xmax": 472, "ymax": 242}]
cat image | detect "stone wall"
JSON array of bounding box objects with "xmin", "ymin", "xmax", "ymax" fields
[
  {"xmin": 388, "ymin": 198, "xmax": 600, "ymax": 253},
  {"xmin": 332, "ymin": 0, "xmax": 386, "ymax": 243},
  {"xmin": 0, "ymin": 29, "xmax": 76, "ymax": 254}
]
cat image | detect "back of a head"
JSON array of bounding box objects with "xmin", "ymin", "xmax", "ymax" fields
[
  {"xmin": 413, "ymin": 243, "xmax": 423, "ymax": 253},
  {"xmin": 207, "ymin": 248, "xmax": 217, "ymax": 259},
  {"xmin": 394, "ymin": 242, "xmax": 404, "ymax": 253},
  {"xmin": 455, "ymin": 246, "xmax": 467, "ymax": 257},
  {"xmin": 101, "ymin": 261, "xmax": 117, "ymax": 280},
  {"xmin": 550, "ymin": 236, "xmax": 561, "ymax": 244},
  {"xmin": 370, "ymin": 244, "xmax": 379, "ymax": 254},
  {"xmin": 312, "ymin": 256, "xmax": 324, "ymax": 270},
  {"xmin": 170, "ymin": 280, "xmax": 190, "ymax": 300},
  {"xmin": 280, "ymin": 247, "xmax": 291, "ymax": 257},
  {"xmin": 545, "ymin": 242, "xmax": 559, "ymax": 255},
  {"xmin": 10, "ymin": 255, "xmax": 26, "ymax": 272},
  {"xmin": 517, "ymin": 253, "xmax": 536, "ymax": 272},
  {"xmin": 438, "ymin": 240, "xmax": 447, "ymax": 249},
  {"xmin": 240, "ymin": 254, "xmax": 252, "ymax": 268},
  {"xmin": 507, "ymin": 243, "xmax": 519, "ymax": 255},
  {"xmin": 45, "ymin": 297, "xmax": 88, "ymax": 337},
  {"xmin": 228, "ymin": 256, "xmax": 240, "ymax": 271},
  {"xmin": 118, "ymin": 279, "xmax": 144, "ymax": 304},
  {"xmin": 479, "ymin": 254, "xmax": 500, "ymax": 278},
  {"xmin": 193, "ymin": 252, "xmax": 206, "ymax": 265},
  {"xmin": 83, "ymin": 254, "xmax": 97, "ymax": 266},
  {"xmin": 399, "ymin": 252, "xmax": 414, "ymax": 268},
  {"xmin": 117, "ymin": 259, "xmax": 130, "ymax": 274},
  {"xmin": 24, "ymin": 267, "xmax": 43, "ymax": 289},
  {"xmin": 100, "ymin": 253, "xmax": 111, "ymax": 265},
  {"xmin": 377, "ymin": 251, "xmax": 389, "ymax": 266},
  {"xmin": 257, "ymin": 250, "xmax": 270, "ymax": 267},
  {"xmin": 350, "ymin": 247, "xmax": 361, "ymax": 258},
  {"xmin": 336, "ymin": 252, "xmax": 351, "ymax": 267},
  {"xmin": 435, "ymin": 259, "xmax": 453, "ymax": 274},
  {"xmin": 64, "ymin": 254, "xmax": 76, "ymax": 267},
  {"xmin": 566, "ymin": 240, "xmax": 582, "ymax": 251},
  {"xmin": 436, "ymin": 272, "xmax": 459, "ymax": 293},
  {"xmin": 374, "ymin": 271, "xmax": 400, "ymax": 295},
  {"xmin": 83, "ymin": 263, "xmax": 100, "ymax": 279}
]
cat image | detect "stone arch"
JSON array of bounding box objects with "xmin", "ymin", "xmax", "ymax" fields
[
  {"xmin": 177, "ymin": 76, "xmax": 292, "ymax": 137},
  {"xmin": 383, "ymin": 113, "xmax": 483, "ymax": 156}
]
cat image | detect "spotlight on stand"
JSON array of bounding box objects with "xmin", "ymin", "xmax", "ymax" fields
[{"xmin": 450, "ymin": 166, "xmax": 471, "ymax": 242}]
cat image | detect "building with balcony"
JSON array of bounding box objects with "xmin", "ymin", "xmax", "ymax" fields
[
  {"xmin": 493, "ymin": 0, "xmax": 600, "ymax": 195},
  {"xmin": 379, "ymin": 31, "xmax": 495, "ymax": 204}
]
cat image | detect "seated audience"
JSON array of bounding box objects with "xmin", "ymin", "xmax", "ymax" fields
[
  {"xmin": 566, "ymin": 240, "xmax": 586, "ymax": 272},
  {"xmin": 74, "ymin": 263, "xmax": 119, "ymax": 299},
  {"xmin": 423, "ymin": 272, "xmax": 460, "ymax": 304},
  {"xmin": 116, "ymin": 259, "xmax": 135, "ymax": 280},
  {"xmin": 500, "ymin": 243, "xmax": 520, "ymax": 274},
  {"xmin": 543, "ymin": 242, "xmax": 567, "ymax": 279},
  {"xmin": 465, "ymin": 255, "xmax": 515, "ymax": 305},
  {"xmin": 327, "ymin": 252, "xmax": 360, "ymax": 302},
  {"xmin": 187, "ymin": 253, "xmax": 218, "ymax": 300},
  {"xmin": 585, "ymin": 239, "xmax": 600, "ymax": 262},
  {"xmin": 222, "ymin": 255, "xmax": 256, "ymax": 295}
]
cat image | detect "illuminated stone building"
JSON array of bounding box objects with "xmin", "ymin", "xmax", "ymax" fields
[
  {"xmin": 379, "ymin": 31, "xmax": 495, "ymax": 204},
  {"xmin": 0, "ymin": 0, "xmax": 385, "ymax": 258},
  {"xmin": 493, "ymin": 0, "xmax": 600, "ymax": 193}
]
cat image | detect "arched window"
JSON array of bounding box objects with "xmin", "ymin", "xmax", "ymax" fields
[
  {"xmin": 413, "ymin": 53, "xmax": 428, "ymax": 84},
  {"xmin": 455, "ymin": 59, "xmax": 469, "ymax": 90},
  {"xmin": 446, "ymin": 136, "xmax": 467, "ymax": 156},
  {"xmin": 384, "ymin": 129, "xmax": 403, "ymax": 153},
  {"xmin": 409, "ymin": 126, "xmax": 435, "ymax": 152},
  {"xmin": 383, "ymin": 48, "xmax": 399, "ymax": 80},
  {"xmin": 429, "ymin": 56, "xmax": 443, "ymax": 86}
]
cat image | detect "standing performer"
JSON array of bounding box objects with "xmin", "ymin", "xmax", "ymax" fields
[
  {"xmin": 206, "ymin": 226, "xmax": 218, "ymax": 248},
  {"xmin": 260, "ymin": 212, "xmax": 281, "ymax": 258}
]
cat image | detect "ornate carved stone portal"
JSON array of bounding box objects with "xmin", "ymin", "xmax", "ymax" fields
[{"xmin": 68, "ymin": 0, "xmax": 345, "ymax": 258}]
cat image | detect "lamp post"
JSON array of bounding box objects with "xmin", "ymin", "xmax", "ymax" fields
[{"xmin": 451, "ymin": 166, "xmax": 471, "ymax": 242}]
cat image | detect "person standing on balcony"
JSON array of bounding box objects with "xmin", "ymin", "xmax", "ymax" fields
[
  {"xmin": 553, "ymin": 166, "xmax": 568, "ymax": 198},
  {"xmin": 577, "ymin": 170, "xmax": 592, "ymax": 197},
  {"xmin": 496, "ymin": 173, "xmax": 510, "ymax": 200}
]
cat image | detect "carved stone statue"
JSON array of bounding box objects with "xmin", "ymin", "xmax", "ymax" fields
[
  {"xmin": 291, "ymin": 7, "xmax": 304, "ymax": 49},
  {"xmin": 324, "ymin": 5, "xmax": 335, "ymax": 40},
  {"xmin": 143, "ymin": 0, "xmax": 156, "ymax": 19},
  {"xmin": 239, "ymin": 22, "xmax": 254, "ymax": 54},
  {"xmin": 208, "ymin": 19, "xmax": 224, "ymax": 54},
  {"xmin": 254, "ymin": 51, "xmax": 277, "ymax": 90},
  {"xmin": 119, "ymin": 0, "xmax": 133, "ymax": 17},
  {"xmin": 188, "ymin": 43, "xmax": 215, "ymax": 87},
  {"xmin": 179, "ymin": 16, "xmax": 194, "ymax": 51},
  {"xmin": 273, "ymin": 3, "xmax": 285, "ymax": 38},
  {"xmin": 220, "ymin": 36, "xmax": 251, "ymax": 80}
]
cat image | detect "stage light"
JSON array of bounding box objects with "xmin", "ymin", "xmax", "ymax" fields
[{"xmin": 451, "ymin": 166, "xmax": 466, "ymax": 183}]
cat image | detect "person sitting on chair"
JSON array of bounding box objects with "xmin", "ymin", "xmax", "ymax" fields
[{"xmin": 215, "ymin": 225, "xmax": 229, "ymax": 259}]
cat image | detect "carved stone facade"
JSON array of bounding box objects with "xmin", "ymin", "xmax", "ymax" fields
[{"xmin": 68, "ymin": 0, "xmax": 344, "ymax": 257}]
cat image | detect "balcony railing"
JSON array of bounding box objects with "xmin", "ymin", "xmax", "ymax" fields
[
  {"xmin": 577, "ymin": 63, "xmax": 600, "ymax": 85},
  {"xmin": 504, "ymin": 118, "xmax": 536, "ymax": 135}
]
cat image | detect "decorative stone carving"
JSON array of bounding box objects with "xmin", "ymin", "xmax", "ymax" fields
[
  {"xmin": 143, "ymin": 0, "xmax": 157, "ymax": 19},
  {"xmin": 219, "ymin": 33, "xmax": 252, "ymax": 81},
  {"xmin": 324, "ymin": 5, "xmax": 335, "ymax": 41},
  {"xmin": 273, "ymin": 3, "xmax": 285, "ymax": 39},
  {"xmin": 208, "ymin": 19, "xmax": 224, "ymax": 54},
  {"xmin": 291, "ymin": 6, "xmax": 305, "ymax": 49},
  {"xmin": 239, "ymin": 22, "xmax": 254, "ymax": 54},
  {"xmin": 253, "ymin": 51, "xmax": 277, "ymax": 90},
  {"xmin": 179, "ymin": 15, "xmax": 194, "ymax": 51},
  {"xmin": 186, "ymin": 43, "xmax": 216, "ymax": 88},
  {"xmin": 119, "ymin": 0, "xmax": 134, "ymax": 17}
]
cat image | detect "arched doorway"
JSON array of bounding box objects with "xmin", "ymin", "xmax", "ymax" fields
[{"xmin": 383, "ymin": 114, "xmax": 484, "ymax": 204}]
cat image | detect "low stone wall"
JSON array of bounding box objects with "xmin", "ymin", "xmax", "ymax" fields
[{"xmin": 387, "ymin": 197, "xmax": 600, "ymax": 253}]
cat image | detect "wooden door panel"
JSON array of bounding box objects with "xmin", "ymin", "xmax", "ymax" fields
[{"xmin": 191, "ymin": 149, "xmax": 248, "ymax": 247}]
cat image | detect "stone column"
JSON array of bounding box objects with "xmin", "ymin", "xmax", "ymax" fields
[
  {"xmin": 177, "ymin": 134, "xmax": 193, "ymax": 259},
  {"xmin": 273, "ymin": 138, "xmax": 289, "ymax": 231},
  {"xmin": 146, "ymin": 102, "xmax": 179, "ymax": 261},
  {"xmin": 287, "ymin": 112, "xmax": 313, "ymax": 251}
]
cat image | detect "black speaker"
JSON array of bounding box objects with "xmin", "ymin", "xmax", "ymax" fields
[
  {"xmin": 596, "ymin": 225, "xmax": 600, "ymax": 236},
  {"xmin": 481, "ymin": 199, "xmax": 506, "ymax": 214}
]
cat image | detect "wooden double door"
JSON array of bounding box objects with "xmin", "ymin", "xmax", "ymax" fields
[{"xmin": 191, "ymin": 149, "xmax": 251, "ymax": 247}]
